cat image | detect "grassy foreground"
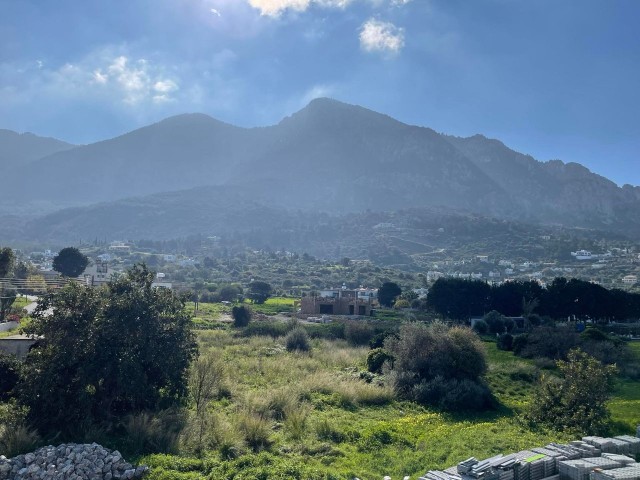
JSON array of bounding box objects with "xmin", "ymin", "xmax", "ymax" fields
[{"xmin": 140, "ymin": 330, "xmax": 639, "ymax": 480}]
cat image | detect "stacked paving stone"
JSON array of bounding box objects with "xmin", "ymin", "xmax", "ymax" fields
[
  {"xmin": 0, "ymin": 443, "xmax": 148, "ymax": 480},
  {"xmin": 417, "ymin": 429, "xmax": 640, "ymax": 480}
]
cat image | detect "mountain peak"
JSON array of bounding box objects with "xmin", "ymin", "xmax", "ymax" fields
[{"xmin": 280, "ymin": 97, "xmax": 404, "ymax": 131}]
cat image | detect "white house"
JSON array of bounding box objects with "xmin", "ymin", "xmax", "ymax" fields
[{"xmin": 622, "ymin": 275, "xmax": 638, "ymax": 285}]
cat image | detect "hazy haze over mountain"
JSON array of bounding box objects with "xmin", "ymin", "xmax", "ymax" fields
[{"xmin": 1, "ymin": 98, "xmax": 638, "ymax": 241}]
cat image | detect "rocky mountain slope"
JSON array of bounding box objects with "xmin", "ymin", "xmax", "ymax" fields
[{"xmin": 1, "ymin": 98, "xmax": 638, "ymax": 238}]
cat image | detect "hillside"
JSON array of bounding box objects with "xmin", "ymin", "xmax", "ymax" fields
[
  {"xmin": 7, "ymin": 186, "xmax": 633, "ymax": 268},
  {"xmin": 0, "ymin": 129, "xmax": 75, "ymax": 169},
  {"xmin": 1, "ymin": 98, "xmax": 639, "ymax": 238}
]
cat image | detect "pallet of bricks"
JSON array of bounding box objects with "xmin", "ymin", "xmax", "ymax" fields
[{"xmin": 419, "ymin": 428, "xmax": 640, "ymax": 480}]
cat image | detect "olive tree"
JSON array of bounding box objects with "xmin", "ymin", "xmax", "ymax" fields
[{"xmin": 19, "ymin": 264, "xmax": 197, "ymax": 435}]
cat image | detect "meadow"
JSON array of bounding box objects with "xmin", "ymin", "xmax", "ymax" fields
[{"xmin": 140, "ymin": 327, "xmax": 640, "ymax": 480}]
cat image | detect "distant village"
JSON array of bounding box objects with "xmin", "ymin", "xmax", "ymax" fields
[{"xmin": 12, "ymin": 234, "xmax": 639, "ymax": 304}]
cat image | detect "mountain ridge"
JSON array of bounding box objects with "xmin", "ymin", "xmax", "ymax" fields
[{"xmin": 1, "ymin": 98, "xmax": 638, "ymax": 239}]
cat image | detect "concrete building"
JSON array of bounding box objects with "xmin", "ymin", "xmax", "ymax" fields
[{"xmin": 301, "ymin": 286, "xmax": 377, "ymax": 316}]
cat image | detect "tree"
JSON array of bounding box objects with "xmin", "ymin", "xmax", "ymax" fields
[
  {"xmin": 483, "ymin": 310, "xmax": 507, "ymax": 334},
  {"xmin": 232, "ymin": 305, "xmax": 252, "ymax": 327},
  {"xmin": 19, "ymin": 264, "xmax": 197, "ymax": 435},
  {"xmin": 0, "ymin": 247, "xmax": 15, "ymax": 278},
  {"xmin": 528, "ymin": 349, "xmax": 617, "ymax": 435},
  {"xmin": 52, "ymin": 247, "xmax": 89, "ymax": 277},
  {"xmin": 248, "ymin": 281, "xmax": 272, "ymax": 304},
  {"xmin": 426, "ymin": 278, "xmax": 491, "ymax": 320},
  {"xmin": 378, "ymin": 282, "xmax": 402, "ymax": 308}
]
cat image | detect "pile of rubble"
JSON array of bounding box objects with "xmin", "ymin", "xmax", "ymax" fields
[
  {"xmin": 420, "ymin": 433, "xmax": 640, "ymax": 480},
  {"xmin": 0, "ymin": 443, "xmax": 147, "ymax": 480}
]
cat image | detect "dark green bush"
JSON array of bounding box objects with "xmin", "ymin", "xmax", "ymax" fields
[
  {"xmin": 497, "ymin": 333, "xmax": 514, "ymax": 351},
  {"xmin": 231, "ymin": 305, "xmax": 252, "ymax": 328},
  {"xmin": 366, "ymin": 348, "xmax": 392, "ymax": 374},
  {"xmin": 473, "ymin": 320, "xmax": 489, "ymax": 335},
  {"xmin": 0, "ymin": 352, "xmax": 21, "ymax": 401},
  {"xmin": 483, "ymin": 310, "xmax": 506, "ymax": 334},
  {"xmin": 412, "ymin": 376, "xmax": 495, "ymax": 412},
  {"xmin": 512, "ymin": 334, "xmax": 529, "ymax": 355},
  {"xmin": 385, "ymin": 322, "xmax": 492, "ymax": 411}
]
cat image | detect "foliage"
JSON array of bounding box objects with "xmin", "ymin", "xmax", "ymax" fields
[
  {"xmin": 427, "ymin": 277, "xmax": 640, "ymax": 322},
  {"xmin": 497, "ymin": 333, "xmax": 514, "ymax": 351},
  {"xmin": 515, "ymin": 326, "xmax": 580, "ymax": 360},
  {"xmin": 52, "ymin": 246, "xmax": 89, "ymax": 277},
  {"xmin": 378, "ymin": 282, "xmax": 402, "ymax": 308},
  {"xmin": 473, "ymin": 319, "xmax": 489, "ymax": 335},
  {"xmin": 427, "ymin": 278, "xmax": 491, "ymax": 320},
  {"xmin": 344, "ymin": 321, "xmax": 375, "ymax": 346},
  {"xmin": 527, "ymin": 349, "xmax": 617, "ymax": 435},
  {"xmin": 231, "ymin": 305, "xmax": 252, "ymax": 327},
  {"xmin": 484, "ymin": 310, "xmax": 507, "ymax": 334},
  {"xmin": 19, "ymin": 264, "xmax": 198, "ymax": 436},
  {"xmin": 248, "ymin": 281, "xmax": 272, "ymax": 304},
  {"xmin": 0, "ymin": 247, "xmax": 15, "ymax": 278},
  {"xmin": 285, "ymin": 327, "xmax": 311, "ymax": 352},
  {"xmin": 385, "ymin": 322, "xmax": 492, "ymax": 411},
  {"xmin": 217, "ymin": 284, "xmax": 243, "ymax": 302},
  {"xmin": 366, "ymin": 348, "xmax": 392, "ymax": 374},
  {"xmin": 0, "ymin": 352, "xmax": 21, "ymax": 401},
  {"xmin": 0, "ymin": 401, "xmax": 41, "ymax": 457}
]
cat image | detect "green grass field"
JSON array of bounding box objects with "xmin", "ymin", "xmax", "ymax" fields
[
  {"xmin": 244, "ymin": 297, "xmax": 297, "ymax": 315},
  {"xmin": 140, "ymin": 332, "xmax": 640, "ymax": 480}
]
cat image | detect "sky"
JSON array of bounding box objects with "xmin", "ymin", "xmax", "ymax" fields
[{"xmin": 1, "ymin": 0, "xmax": 639, "ymax": 186}]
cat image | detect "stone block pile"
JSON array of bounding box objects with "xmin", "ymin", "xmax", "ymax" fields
[
  {"xmin": 418, "ymin": 431, "xmax": 640, "ymax": 480},
  {"xmin": 0, "ymin": 443, "xmax": 148, "ymax": 480}
]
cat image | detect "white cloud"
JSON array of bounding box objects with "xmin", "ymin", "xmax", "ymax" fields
[
  {"xmin": 210, "ymin": 8, "xmax": 221, "ymax": 16},
  {"xmin": 247, "ymin": 0, "xmax": 352, "ymax": 17},
  {"xmin": 359, "ymin": 18, "xmax": 404, "ymax": 54}
]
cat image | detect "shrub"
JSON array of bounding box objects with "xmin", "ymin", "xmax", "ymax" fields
[
  {"xmin": 385, "ymin": 322, "xmax": 491, "ymax": 411},
  {"xmin": 497, "ymin": 333, "xmax": 514, "ymax": 351},
  {"xmin": 517, "ymin": 326, "xmax": 579, "ymax": 360},
  {"xmin": 393, "ymin": 299, "xmax": 410, "ymax": 309},
  {"xmin": 231, "ymin": 305, "xmax": 252, "ymax": 328},
  {"xmin": 344, "ymin": 321, "xmax": 375, "ymax": 346},
  {"xmin": 0, "ymin": 352, "xmax": 21, "ymax": 401},
  {"xmin": 0, "ymin": 401, "xmax": 41, "ymax": 457},
  {"xmin": 241, "ymin": 321, "xmax": 289, "ymax": 338},
  {"xmin": 366, "ymin": 348, "xmax": 392, "ymax": 374},
  {"xmin": 285, "ymin": 327, "xmax": 311, "ymax": 352},
  {"xmin": 512, "ymin": 334, "xmax": 529, "ymax": 355},
  {"xmin": 527, "ymin": 349, "xmax": 617, "ymax": 435},
  {"xmin": 473, "ymin": 320, "xmax": 489, "ymax": 335},
  {"xmin": 412, "ymin": 376, "xmax": 495, "ymax": 412},
  {"xmin": 483, "ymin": 310, "xmax": 506, "ymax": 334}
]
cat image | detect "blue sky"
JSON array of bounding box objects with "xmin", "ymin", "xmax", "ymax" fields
[{"xmin": 1, "ymin": 0, "xmax": 639, "ymax": 186}]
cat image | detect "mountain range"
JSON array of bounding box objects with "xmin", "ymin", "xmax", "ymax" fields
[{"xmin": 1, "ymin": 98, "xmax": 639, "ymax": 244}]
